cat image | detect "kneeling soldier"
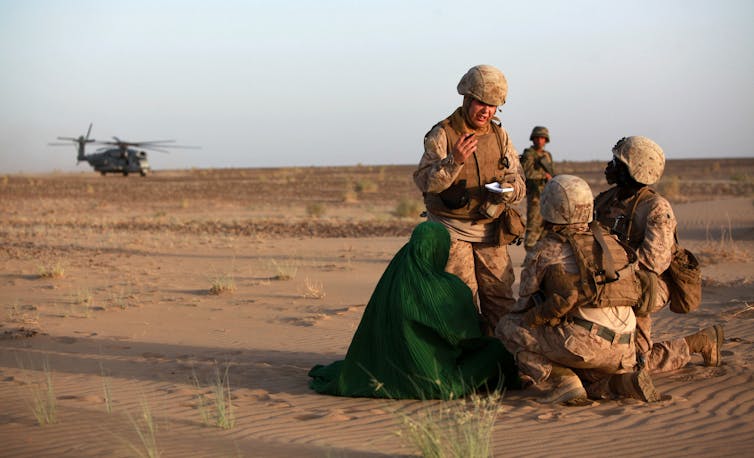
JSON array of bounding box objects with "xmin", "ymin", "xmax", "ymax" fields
[{"xmin": 496, "ymin": 175, "xmax": 659, "ymax": 404}]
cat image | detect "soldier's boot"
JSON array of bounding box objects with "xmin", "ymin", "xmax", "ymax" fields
[
  {"xmin": 538, "ymin": 365, "xmax": 587, "ymax": 405},
  {"xmin": 607, "ymin": 368, "xmax": 661, "ymax": 402},
  {"xmin": 684, "ymin": 325, "xmax": 724, "ymax": 367}
]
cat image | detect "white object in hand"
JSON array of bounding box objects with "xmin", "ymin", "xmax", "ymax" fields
[{"xmin": 485, "ymin": 182, "xmax": 514, "ymax": 194}]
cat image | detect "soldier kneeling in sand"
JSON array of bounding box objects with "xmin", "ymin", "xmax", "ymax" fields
[
  {"xmin": 496, "ymin": 175, "xmax": 659, "ymax": 404},
  {"xmin": 594, "ymin": 136, "xmax": 722, "ymax": 373}
]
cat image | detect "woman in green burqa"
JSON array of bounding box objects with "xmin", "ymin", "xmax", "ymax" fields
[{"xmin": 308, "ymin": 221, "xmax": 519, "ymax": 399}]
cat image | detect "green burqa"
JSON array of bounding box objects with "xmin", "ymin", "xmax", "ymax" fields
[{"xmin": 308, "ymin": 221, "xmax": 519, "ymax": 399}]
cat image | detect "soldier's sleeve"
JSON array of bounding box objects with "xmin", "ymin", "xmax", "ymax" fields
[
  {"xmin": 501, "ymin": 142, "xmax": 526, "ymax": 205},
  {"xmin": 512, "ymin": 242, "xmax": 552, "ymax": 312},
  {"xmin": 637, "ymin": 197, "xmax": 677, "ymax": 274},
  {"xmin": 413, "ymin": 125, "xmax": 463, "ymax": 194}
]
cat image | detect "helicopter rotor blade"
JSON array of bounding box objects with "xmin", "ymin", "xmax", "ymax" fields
[
  {"xmin": 148, "ymin": 148, "xmax": 173, "ymax": 154},
  {"xmin": 148, "ymin": 144, "xmax": 201, "ymax": 150},
  {"xmin": 86, "ymin": 123, "xmax": 93, "ymax": 141},
  {"xmin": 122, "ymin": 140, "xmax": 176, "ymax": 146}
]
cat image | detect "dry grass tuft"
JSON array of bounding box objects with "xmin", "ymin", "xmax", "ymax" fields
[
  {"xmin": 342, "ymin": 189, "xmax": 359, "ymax": 203},
  {"xmin": 397, "ymin": 391, "xmax": 504, "ymax": 458},
  {"xmin": 394, "ymin": 198, "xmax": 424, "ymax": 218},
  {"xmin": 209, "ymin": 274, "xmax": 236, "ymax": 295},
  {"xmin": 306, "ymin": 202, "xmax": 327, "ymax": 218},
  {"xmin": 270, "ymin": 259, "xmax": 298, "ymax": 280},
  {"xmin": 128, "ymin": 398, "xmax": 160, "ymax": 458},
  {"xmin": 18, "ymin": 357, "xmax": 57, "ymax": 426},
  {"xmin": 303, "ymin": 277, "xmax": 326, "ymax": 299},
  {"xmin": 192, "ymin": 366, "xmax": 236, "ymax": 430},
  {"xmin": 37, "ymin": 261, "xmax": 65, "ymax": 279},
  {"xmin": 355, "ymin": 179, "xmax": 378, "ymax": 194},
  {"xmin": 695, "ymin": 222, "xmax": 752, "ymax": 265}
]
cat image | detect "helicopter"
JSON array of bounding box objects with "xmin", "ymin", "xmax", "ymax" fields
[{"xmin": 49, "ymin": 123, "xmax": 196, "ymax": 176}]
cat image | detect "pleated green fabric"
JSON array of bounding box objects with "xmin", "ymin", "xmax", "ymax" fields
[{"xmin": 308, "ymin": 221, "xmax": 519, "ymax": 399}]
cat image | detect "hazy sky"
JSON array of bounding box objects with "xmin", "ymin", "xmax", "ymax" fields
[{"xmin": 1, "ymin": 0, "xmax": 752, "ymax": 173}]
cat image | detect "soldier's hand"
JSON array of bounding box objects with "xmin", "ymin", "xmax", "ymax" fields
[
  {"xmin": 522, "ymin": 308, "xmax": 547, "ymax": 328},
  {"xmin": 499, "ymin": 182, "xmax": 515, "ymax": 202},
  {"xmin": 452, "ymin": 133, "xmax": 478, "ymax": 164}
]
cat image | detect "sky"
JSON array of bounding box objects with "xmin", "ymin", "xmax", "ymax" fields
[{"xmin": 0, "ymin": 0, "xmax": 752, "ymax": 173}]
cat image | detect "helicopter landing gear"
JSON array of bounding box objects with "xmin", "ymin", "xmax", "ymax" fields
[
  {"xmin": 140, "ymin": 170, "xmax": 148, "ymax": 177},
  {"xmin": 122, "ymin": 171, "xmax": 129, "ymax": 177}
]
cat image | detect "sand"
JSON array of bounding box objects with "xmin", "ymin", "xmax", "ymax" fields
[{"xmin": 1, "ymin": 163, "xmax": 753, "ymax": 457}]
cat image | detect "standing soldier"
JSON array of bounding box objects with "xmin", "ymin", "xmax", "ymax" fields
[
  {"xmin": 594, "ymin": 136, "xmax": 723, "ymax": 374},
  {"xmin": 521, "ymin": 126, "xmax": 555, "ymax": 249},
  {"xmin": 496, "ymin": 175, "xmax": 659, "ymax": 404},
  {"xmin": 414, "ymin": 64, "xmax": 526, "ymax": 335}
]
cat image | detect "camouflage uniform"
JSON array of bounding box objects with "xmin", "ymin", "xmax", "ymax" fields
[
  {"xmin": 594, "ymin": 136, "xmax": 691, "ymax": 373},
  {"xmin": 521, "ymin": 127, "xmax": 555, "ymax": 248},
  {"xmin": 594, "ymin": 188, "xmax": 691, "ymax": 372},
  {"xmin": 496, "ymin": 176, "xmax": 637, "ymax": 385},
  {"xmin": 414, "ymin": 65, "xmax": 526, "ymax": 334}
]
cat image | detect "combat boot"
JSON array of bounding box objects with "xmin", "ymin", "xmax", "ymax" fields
[
  {"xmin": 608, "ymin": 368, "xmax": 661, "ymax": 402},
  {"xmin": 684, "ymin": 325, "xmax": 724, "ymax": 367},
  {"xmin": 538, "ymin": 365, "xmax": 587, "ymax": 405}
]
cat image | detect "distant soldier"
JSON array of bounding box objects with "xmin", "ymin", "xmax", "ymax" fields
[
  {"xmin": 594, "ymin": 136, "xmax": 723, "ymax": 373},
  {"xmin": 521, "ymin": 126, "xmax": 555, "ymax": 249},
  {"xmin": 414, "ymin": 64, "xmax": 526, "ymax": 335},
  {"xmin": 496, "ymin": 175, "xmax": 659, "ymax": 404}
]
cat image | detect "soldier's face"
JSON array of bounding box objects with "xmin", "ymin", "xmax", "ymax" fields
[
  {"xmin": 532, "ymin": 137, "xmax": 547, "ymax": 149},
  {"xmin": 467, "ymin": 99, "xmax": 497, "ymax": 129},
  {"xmin": 605, "ymin": 157, "xmax": 619, "ymax": 184}
]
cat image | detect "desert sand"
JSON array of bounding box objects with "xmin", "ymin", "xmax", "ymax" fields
[{"xmin": 1, "ymin": 160, "xmax": 753, "ymax": 457}]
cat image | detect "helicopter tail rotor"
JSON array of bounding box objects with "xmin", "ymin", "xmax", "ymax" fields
[{"xmin": 49, "ymin": 123, "xmax": 96, "ymax": 163}]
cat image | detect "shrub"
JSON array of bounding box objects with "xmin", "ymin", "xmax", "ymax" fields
[
  {"xmin": 394, "ymin": 198, "xmax": 424, "ymax": 218},
  {"xmin": 306, "ymin": 202, "xmax": 326, "ymax": 218}
]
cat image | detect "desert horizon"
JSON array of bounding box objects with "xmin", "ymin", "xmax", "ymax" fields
[{"xmin": 2, "ymin": 158, "xmax": 753, "ymax": 457}]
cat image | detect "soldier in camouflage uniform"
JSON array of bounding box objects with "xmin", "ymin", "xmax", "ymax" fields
[
  {"xmin": 414, "ymin": 65, "xmax": 526, "ymax": 335},
  {"xmin": 594, "ymin": 136, "xmax": 723, "ymax": 373},
  {"xmin": 496, "ymin": 175, "xmax": 659, "ymax": 404},
  {"xmin": 520, "ymin": 126, "xmax": 555, "ymax": 249}
]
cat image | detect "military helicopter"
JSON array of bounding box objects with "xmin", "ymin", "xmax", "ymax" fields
[{"xmin": 49, "ymin": 123, "xmax": 196, "ymax": 176}]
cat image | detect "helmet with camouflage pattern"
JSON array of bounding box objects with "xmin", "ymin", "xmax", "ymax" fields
[
  {"xmin": 457, "ymin": 65, "xmax": 507, "ymax": 106},
  {"xmin": 612, "ymin": 136, "xmax": 665, "ymax": 185},
  {"xmin": 530, "ymin": 126, "xmax": 550, "ymax": 142},
  {"xmin": 540, "ymin": 174, "xmax": 594, "ymax": 224}
]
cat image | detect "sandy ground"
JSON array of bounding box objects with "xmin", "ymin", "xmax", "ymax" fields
[{"xmin": 1, "ymin": 163, "xmax": 753, "ymax": 457}]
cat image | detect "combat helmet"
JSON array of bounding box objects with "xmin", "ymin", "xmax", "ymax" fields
[
  {"xmin": 530, "ymin": 126, "xmax": 550, "ymax": 142},
  {"xmin": 457, "ymin": 65, "xmax": 507, "ymax": 106},
  {"xmin": 612, "ymin": 136, "xmax": 665, "ymax": 185},
  {"xmin": 540, "ymin": 174, "xmax": 594, "ymax": 224}
]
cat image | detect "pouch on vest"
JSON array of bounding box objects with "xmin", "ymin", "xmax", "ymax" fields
[
  {"xmin": 633, "ymin": 270, "xmax": 660, "ymax": 316},
  {"xmin": 613, "ymin": 187, "xmax": 702, "ymax": 314},
  {"xmin": 498, "ymin": 206, "xmax": 525, "ymax": 245},
  {"xmin": 479, "ymin": 187, "xmax": 506, "ymax": 219},
  {"xmin": 438, "ymin": 179, "xmax": 469, "ymax": 209},
  {"xmin": 663, "ymin": 246, "xmax": 702, "ymax": 313}
]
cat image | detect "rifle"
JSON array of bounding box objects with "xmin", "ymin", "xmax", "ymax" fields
[{"xmin": 537, "ymin": 156, "xmax": 554, "ymax": 176}]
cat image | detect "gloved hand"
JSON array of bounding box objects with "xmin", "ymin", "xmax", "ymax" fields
[
  {"xmin": 499, "ymin": 182, "xmax": 515, "ymax": 202},
  {"xmin": 522, "ymin": 307, "xmax": 548, "ymax": 327}
]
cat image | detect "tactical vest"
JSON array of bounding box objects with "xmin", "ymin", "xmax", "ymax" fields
[
  {"xmin": 543, "ymin": 226, "xmax": 642, "ymax": 309},
  {"xmin": 424, "ymin": 119, "xmax": 510, "ymax": 221},
  {"xmin": 594, "ymin": 186, "xmax": 657, "ymax": 249}
]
